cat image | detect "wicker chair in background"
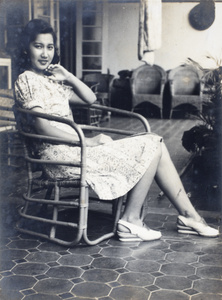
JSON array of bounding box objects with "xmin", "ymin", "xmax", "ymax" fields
[
  {"xmin": 130, "ymin": 64, "xmax": 167, "ymax": 118},
  {"xmin": 168, "ymin": 65, "xmax": 204, "ymax": 118}
]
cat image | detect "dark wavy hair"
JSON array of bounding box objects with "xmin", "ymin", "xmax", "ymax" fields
[{"xmin": 16, "ymin": 19, "xmax": 60, "ymax": 76}]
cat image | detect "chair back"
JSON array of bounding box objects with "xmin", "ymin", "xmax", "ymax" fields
[
  {"xmin": 81, "ymin": 73, "xmax": 115, "ymax": 123},
  {"xmin": 0, "ymin": 90, "xmax": 23, "ymax": 167},
  {"xmin": 131, "ymin": 64, "xmax": 166, "ymax": 95},
  {"xmin": 130, "ymin": 64, "xmax": 166, "ymax": 118},
  {"xmin": 83, "ymin": 73, "xmax": 114, "ymax": 93},
  {"xmin": 14, "ymin": 106, "xmax": 87, "ymax": 179},
  {"xmin": 168, "ymin": 65, "xmax": 204, "ymax": 118},
  {"xmin": 168, "ymin": 65, "xmax": 202, "ymax": 95},
  {"xmin": 0, "ymin": 89, "xmax": 16, "ymax": 131}
]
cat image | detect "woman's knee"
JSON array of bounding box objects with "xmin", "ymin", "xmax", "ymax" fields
[{"xmin": 160, "ymin": 142, "xmax": 172, "ymax": 161}]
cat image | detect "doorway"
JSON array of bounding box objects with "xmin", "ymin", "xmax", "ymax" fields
[{"xmin": 59, "ymin": 0, "xmax": 77, "ymax": 76}]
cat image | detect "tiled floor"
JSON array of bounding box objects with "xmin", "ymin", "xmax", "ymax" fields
[{"xmin": 0, "ymin": 118, "xmax": 221, "ymax": 300}]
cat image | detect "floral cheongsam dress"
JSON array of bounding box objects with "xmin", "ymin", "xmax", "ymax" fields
[{"xmin": 14, "ymin": 71, "xmax": 162, "ymax": 200}]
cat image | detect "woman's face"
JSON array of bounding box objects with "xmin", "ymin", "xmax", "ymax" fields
[{"xmin": 29, "ymin": 33, "xmax": 55, "ymax": 74}]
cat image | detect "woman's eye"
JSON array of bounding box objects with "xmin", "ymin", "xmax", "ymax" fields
[
  {"xmin": 35, "ymin": 44, "xmax": 42, "ymax": 49},
  {"xmin": 48, "ymin": 46, "xmax": 54, "ymax": 50}
]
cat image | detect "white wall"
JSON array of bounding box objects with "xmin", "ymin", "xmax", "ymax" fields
[
  {"xmin": 157, "ymin": 2, "xmax": 222, "ymax": 70},
  {"xmin": 107, "ymin": 3, "xmax": 140, "ymax": 75},
  {"xmin": 107, "ymin": 2, "xmax": 222, "ymax": 76}
]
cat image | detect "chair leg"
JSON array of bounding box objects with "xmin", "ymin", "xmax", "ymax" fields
[
  {"xmin": 83, "ymin": 196, "xmax": 125, "ymax": 246},
  {"xmin": 113, "ymin": 196, "xmax": 124, "ymax": 232},
  {"xmin": 20, "ymin": 179, "xmax": 33, "ymax": 215},
  {"xmin": 50, "ymin": 183, "xmax": 59, "ymax": 239},
  {"xmin": 7, "ymin": 135, "xmax": 11, "ymax": 166},
  {"xmin": 39, "ymin": 186, "xmax": 54, "ymax": 214}
]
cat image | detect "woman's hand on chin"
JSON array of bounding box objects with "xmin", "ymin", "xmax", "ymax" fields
[
  {"xmin": 45, "ymin": 64, "xmax": 72, "ymax": 82},
  {"xmin": 86, "ymin": 134, "xmax": 113, "ymax": 147}
]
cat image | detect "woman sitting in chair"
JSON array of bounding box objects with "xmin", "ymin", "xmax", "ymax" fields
[{"xmin": 14, "ymin": 19, "xmax": 219, "ymax": 242}]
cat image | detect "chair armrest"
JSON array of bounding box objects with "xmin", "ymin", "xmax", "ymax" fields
[
  {"xmin": 200, "ymin": 80, "xmax": 205, "ymax": 96},
  {"xmin": 90, "ymin": 83, "xmax": 100, "ymax": 93},
  {"xmin": 90, "ymin": 104, "xmax": 151, "ymax": 132},
  {"xmin": 14, "ymin": 107, "xmax": 86, "ymax": 147},
  {"xmin": 160, "ymin": 78, "xmax": 166, "ymax": 95},
  {"xmin": 14, "ymin": 107, "xmax": 88, "ymax": 182},
  {"xmin": 15, "ymin": 105, "xmax": 151, "ymax": 145},
  {"xmin": 169, "ymin": 79, "xmax": 175, "ymax": 95},
  {"xmin": 200, "ymin": 79, "xmax": 208, "ymax": 91}
]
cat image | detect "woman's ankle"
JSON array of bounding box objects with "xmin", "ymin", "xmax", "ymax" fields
[
  {"xmin": 180, "ymin": 211, "xmax": 202, "ymax": 222},
  {"xmin": 120, "ymin": 216, "xmax": 143, "ymax": 227}
]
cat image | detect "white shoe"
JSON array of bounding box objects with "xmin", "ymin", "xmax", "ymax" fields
[
  {"xmin": 117, "ymin": 219, "xmax": 162, "ymax": 242},
  {"xmin": 177, "ymin": 215, "xmax": 219, "ymax": 237}
]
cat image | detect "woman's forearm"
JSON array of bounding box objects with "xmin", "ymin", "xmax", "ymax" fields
[
  {"xmin": 36, "ymin": 121, "xmax": 108, "ymax": 147},
  {"xmin": 34, "ymin": 113, "xmax": 100, "ymax": 147},
  {"xmin": 66, "ymin": 73, "xmax": 97, "ymax": 105},
  {"xmin": 35, "ymin": 119, "xmax": 113, "ymax": 147}
]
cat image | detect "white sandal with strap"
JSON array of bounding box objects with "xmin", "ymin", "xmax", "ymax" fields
[
  {"xmin": 117, "ymin": 219, "xmax": 162, "ymax": 242},
  {"xmin": 177, "ymin": 215, "xmax": 219, "ymax": 237}
]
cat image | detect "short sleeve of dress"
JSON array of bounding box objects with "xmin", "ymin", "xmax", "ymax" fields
[{"xmin": 14, "ymin": 71, "xmax": 45, "ymax": 110}]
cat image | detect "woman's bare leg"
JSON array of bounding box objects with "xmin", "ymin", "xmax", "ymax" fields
[
  {"xmin": 154, "ymin": 143, "xmax": 218, "ymax": 237},
  {"xmin": 120, "ymin": 144, "xmax": 162, "ymax": 228},
  {"xmin": 120, "ymin": 141, "xmax": 201, "ymax": 230},
  {"xmin": 155, "ymin": 143, "xmax": 201, "ymax": 221},
  {"xmin": 118, "ymin": 141, "xmax": 218, "ymax": 237}
]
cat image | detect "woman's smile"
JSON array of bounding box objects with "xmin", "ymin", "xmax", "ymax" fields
[{"xmin": 39, "ymin": 60, "xmax": 48, "ymax": 64}]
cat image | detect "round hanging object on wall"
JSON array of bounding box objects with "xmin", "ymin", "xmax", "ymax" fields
[{"xmin": 189, "ymin": 0, "xmax": 215, "ymax": 31}]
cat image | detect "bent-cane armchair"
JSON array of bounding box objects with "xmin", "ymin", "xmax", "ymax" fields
[{"xmin": 14, "ymin": 104, "xmax": 150, "ymax": 247}]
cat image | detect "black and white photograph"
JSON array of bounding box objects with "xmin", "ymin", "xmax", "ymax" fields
[{"xmin": 0, "ymin": 0, "xmax": 221, "ymax": 299}]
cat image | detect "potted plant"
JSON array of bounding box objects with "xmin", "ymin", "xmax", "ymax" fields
[{"xmin": 181, "ymin": 57, "xmax": 222, "ymax": 210}]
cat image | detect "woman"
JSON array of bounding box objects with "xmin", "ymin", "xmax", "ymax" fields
[{"xmin": 14, "ymin": 19, "xmax": 219, "ymax": 242}]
